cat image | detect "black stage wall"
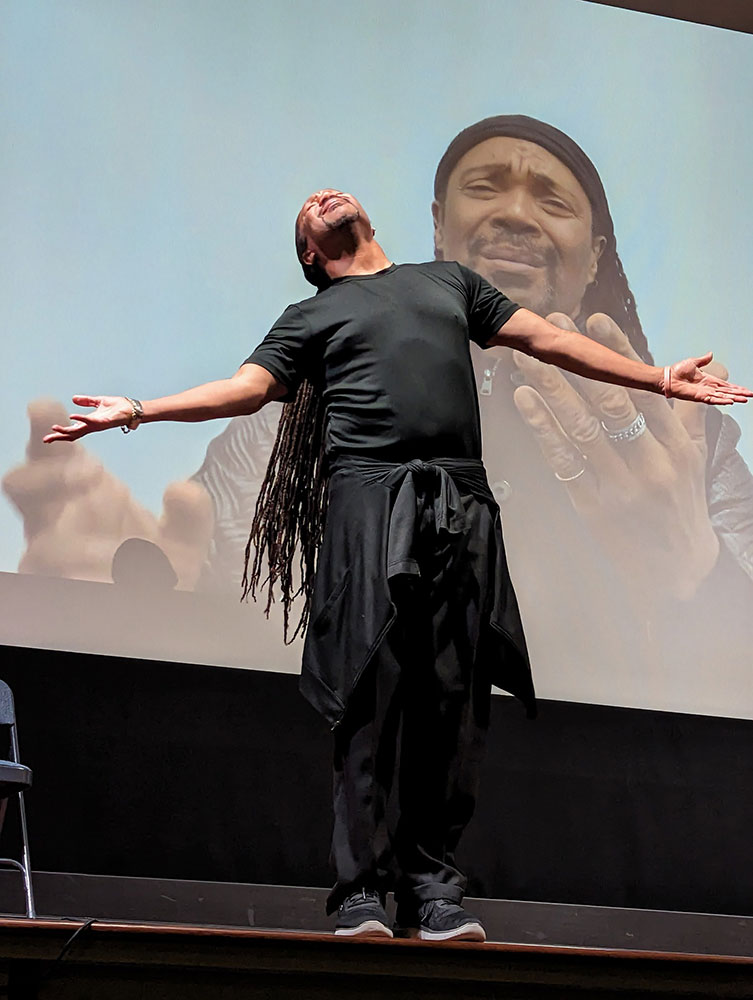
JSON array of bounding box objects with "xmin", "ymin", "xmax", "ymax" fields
[{"xmin": 1, "ymin": 644, "xmax": 751, "ymax": 917}]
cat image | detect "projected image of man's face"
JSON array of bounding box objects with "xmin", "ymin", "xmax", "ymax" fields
[{"xmin": 433, "ymin": 137, "xmax": 605, "ymax": 319}]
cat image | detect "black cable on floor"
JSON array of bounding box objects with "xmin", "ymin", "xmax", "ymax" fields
[
  {"xmin": 7, "ymin": 916, "xmax": 98, "ymax": 1000},
  {"xmin": 50, "ymin": 916, "xmax": 97, "ymax": 966}
]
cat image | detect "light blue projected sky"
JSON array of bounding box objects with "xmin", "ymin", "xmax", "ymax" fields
[{"xmin": 2, "ymin": 0, "xmax": 752, "ymax": 571}]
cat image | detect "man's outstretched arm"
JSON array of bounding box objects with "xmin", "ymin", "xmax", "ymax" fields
[
  {"xmin": 491, "ymin": 308, "xmax": 752, "ymax": 405},
  {"xmin": 43, "ymin": 363, "xmax": 286, "ymax": 443}
]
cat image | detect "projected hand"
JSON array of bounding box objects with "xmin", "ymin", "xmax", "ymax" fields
[
  {"xmin": 3, "ymin": 399, "xmax": 214, "ymax": 588},
  {"xmin": 42, "ymin": 394, "xmax": 133, "ymax": 442},
  {"xmin": 511, "ymin": 313, "xmax": 723, "ymax": 601}
]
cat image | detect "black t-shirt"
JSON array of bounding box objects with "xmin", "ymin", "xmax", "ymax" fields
[{"xmin": 244, "ymin": 261, "xmax": 519, "ymax": 461}]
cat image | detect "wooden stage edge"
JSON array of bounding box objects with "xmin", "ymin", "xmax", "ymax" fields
[
  {"xmin": 0, "ymin": 917, "xmax": 752, "ymax": 999},
  {"xmin": 3, "ymin": 871, "xmax": 753, "ymax": 957}
]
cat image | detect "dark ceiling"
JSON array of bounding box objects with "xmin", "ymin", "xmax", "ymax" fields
[{"xmin": 581, "ymin": 0, "xmax": 753, "ymax": 34}]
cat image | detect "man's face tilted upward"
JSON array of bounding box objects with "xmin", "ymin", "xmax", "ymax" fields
[
  {"xmin": 433, "ymin": 137, "xmax": 605, "ymax": 318},
  {"xmin": 296, "ymin": 190, "xmax": 374, "ymax": 265}
]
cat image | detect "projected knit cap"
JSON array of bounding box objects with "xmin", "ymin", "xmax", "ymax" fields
[
  {"xmin": 434, "ymin": 115, "xmax": 614, "ymax": 239},
  {"xmin": 433, "ymin": 114, "xmax": 653, "ymax": 363}
]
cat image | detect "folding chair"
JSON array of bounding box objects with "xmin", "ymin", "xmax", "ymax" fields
[{"xmin": 0, "ymin": 680, "xmax": 36, "ymax": 918}]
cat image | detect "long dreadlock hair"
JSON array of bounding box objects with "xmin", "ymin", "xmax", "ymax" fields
[
  {"xmin": 241, "ymin": 378, "xmax": 329, "ymax": 641},
  {"xmin": 240, "ymin": 219, "xmax": 332, "ymax": 641},
  {"xmin": 577, "ymin": 237, "xmax": 653, "ymax": 364}
]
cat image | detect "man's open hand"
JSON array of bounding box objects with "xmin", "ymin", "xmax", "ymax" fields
[
  {"xmin": 43, "ymin": 394, "xmax": 133, "ymax": 442},
  {"xmin": 3, "ymin": 399, "xmax": 214, "ymax": 588},
  {"xmin": 663, "ymin": 355, "xmax": 751, "ymax": 405}
]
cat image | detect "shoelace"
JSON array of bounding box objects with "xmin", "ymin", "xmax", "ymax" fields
[{"xmin": 340, "ymin": 887, "xmax": 380, "ymax": 911}]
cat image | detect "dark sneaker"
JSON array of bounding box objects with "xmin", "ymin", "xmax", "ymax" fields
[
  {"xmin": 334, "ymin": 888, "xmax": 393, "ymax": 938},
  {"xmin": 397, "ymin": 898, "xmax": 486, "ymax": 942}
]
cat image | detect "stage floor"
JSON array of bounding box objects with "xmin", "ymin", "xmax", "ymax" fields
[
  {"xmin": 2, "ymin": 871, "xmax": 752, "ymax": 957},
  {"xmin": 2, "ymin": 873, "xmax": 753, "ymax": 997},
  {"xmin": 1, "ymin": 916, "xmax": 752, "ymax": 999}
]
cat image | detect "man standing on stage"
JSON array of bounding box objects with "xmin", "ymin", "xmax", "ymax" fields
[{"xmin": 44, "ymin": 189, "xmax": 750, "ymax": 941}]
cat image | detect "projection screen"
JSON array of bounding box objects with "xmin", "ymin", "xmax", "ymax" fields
[{"xmin": 2, "ymin": 0, "xmax": 752, "ymax": 719}]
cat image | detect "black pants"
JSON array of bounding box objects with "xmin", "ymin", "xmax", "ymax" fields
[{"xmin": 327, "ymin": 501, "xmax": 493, "ymax": 915}]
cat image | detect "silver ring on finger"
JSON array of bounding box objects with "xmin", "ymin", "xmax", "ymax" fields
[
  {"xmin": 555, "ymin": 465, "xmax": 587, "ymax": 482},
  {"xmin": 601, "ymin": 411, "xmax": 646, "ymax": 443}
]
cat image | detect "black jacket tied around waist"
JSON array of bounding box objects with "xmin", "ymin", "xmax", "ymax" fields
[{"xmin": 299, "ymin": 456, "xmax": 536, "ymax": 728}]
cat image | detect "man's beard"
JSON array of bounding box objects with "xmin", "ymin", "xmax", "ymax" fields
[
  {"xmin": 485, "ymin": 264, "xmax": 557, "ymax": 316},
  {"xmin": 324, "ymin": 207, "xmax": 360, "ymax": 231},
  {"xmin": 467, "ymin": 231, "xmax": 558, "ymax": 316}
]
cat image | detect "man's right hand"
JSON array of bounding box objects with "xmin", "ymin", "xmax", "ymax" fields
[
  {"xmin": 41, "ymin": 365, "xmax": 288, "ymax": 442},
  {"xmin": 4, "ymin": 399, "xmax": 214, "ymax": 588},
  {"xmin": 43, "ymin": 394, "xmax": 134, "ymax": 442}
]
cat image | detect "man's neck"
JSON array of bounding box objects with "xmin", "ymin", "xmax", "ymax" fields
[{"xmin": 324, "ymin": 240, "xmax": 392, "ymax": 281}]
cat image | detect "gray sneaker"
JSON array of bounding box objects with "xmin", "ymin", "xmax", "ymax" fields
[
  {"xmin": 396, "ymin": 898, "xmax": 486, "ymax": 942},
  {"xmin": 334, "ymin": 888, "xmax": 393, "ymax": 938}
]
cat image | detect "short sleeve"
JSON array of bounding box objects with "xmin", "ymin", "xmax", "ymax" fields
[
  {"xmin": 243, "ymin": 304, "xmax": 318, "ymax": 401},
  {"xmin": 457, "ymin": 263, "xmax": 521, "ymax": 349}
]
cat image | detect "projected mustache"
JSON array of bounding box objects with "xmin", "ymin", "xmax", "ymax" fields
[{"xmin": 468, "ymin": 232, "xmax": 556, "ymax": 270}]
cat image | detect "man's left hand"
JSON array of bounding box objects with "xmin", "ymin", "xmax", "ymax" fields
[{"xmin": 664, "ymin": 354, "xmax": 751, "ymax": 404}]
